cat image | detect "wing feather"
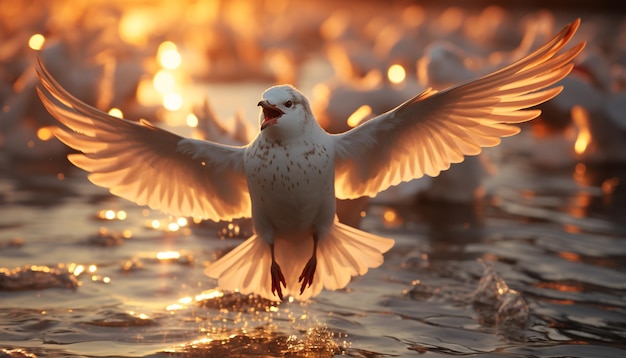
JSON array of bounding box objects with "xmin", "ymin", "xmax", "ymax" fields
[
  {"xmin": 37, "ymin": 59, "xmax": 251, "ymax": 221},
  {"xmin": 334, "ymin": 19, "xmax": 585, "ymax": 199}
]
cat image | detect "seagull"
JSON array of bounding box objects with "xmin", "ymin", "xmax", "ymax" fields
[{"xmin": 36, "ymin": 19, "xmax": 584, "ymax": 302}]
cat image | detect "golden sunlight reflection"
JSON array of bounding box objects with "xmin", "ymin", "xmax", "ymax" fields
[
  {"xmin": 186, "ymin": 113, "xmax": 199, "ymax": 127},
  {"xmin": 382, "ymin": 208, "xmax": 403, "ymax": 227},
  {"xmin": 97, "ymin": 209, "xmax": 127, "ymax": 220},
  {"xmin": 135, "ymin": 41, "xmax": 187, "ymax": 113},
  {"xmin": 163, "ymin": 92, "xmax": 183, "ymax": 111},
  {"xmin": 118, "ymin": 10, "xmax": 154, "ymax": 45},
  {"xmin": 147, "ymin": 217, "xmax": 191, "ymax": 233},
  {"xmin": 166, "ymin": 290, "xmax": 224, "ymax": 311},
  {"xmin": 166, "ymin": 303, "xmax": 185, "ymax": 311},
  {"xmin": 158, "ymin": 41, "xmax": 182, "ymax": 70},
  {"xmin": 153, "ymin": 70, "xmax": 176, "ymax": 93},
  {"xmin": 163, "ymin": 288, "xmax": 346, "ymax": 355},
  {"xmin": 179, "ymin": 296, "xmax": 193, "ymax": 304},
  {"xmin": 157, "ymin": 251, "xmax": 181, "ymax": 260},
  {"xmin": 150, "ymin": 219, "xmax": 161, "ymax": 229},
  {"xmin": 69, "ymin": 263, "xmax": 84, "ymax": 276},
  {"xmin": 136, "ymin": 77, "xmax": 159, "ymax": 106},
  {"xmin": 107, "ymin": 107, "xmax": 123, "ymax": 118},
  {"xmin": 220, "ymin": 222, "xmax": 241, "ymax": 238},
  {"xmin": 572, "ymin": 105, "xmax": 591, "ymax": 156},
  {"xmin": 27, "ymin": 265, "xmax": 50, "ymax": 273},
  {"xmin": 129, "ymin": 311, "xmax": 150, "ymax": 320},
  {"xmin": 195, "ymin": 289, "xmax": 224, "ymax": 301},
  {"xmin": 346, "ymin": 105, "xmax": 372, "ymax": 128},
  {"xmin": 387, "ymin": 64, "xmax": 406, "ymax": 84},
  {"xmin": 167, "ymin": 222, "xmax": 180, "ymax": 231},
  {"xmin": 66, "ymin": 264, "xmax": 110, "ymax": 285},
  {"xmin": 28, "ymin": 34, "xmax": 45, "ymax": 50}
]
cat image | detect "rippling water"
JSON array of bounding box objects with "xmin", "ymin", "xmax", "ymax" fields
[{"xmin": 1, "ymin": 123, "xmax": 625, "ymax": 357}]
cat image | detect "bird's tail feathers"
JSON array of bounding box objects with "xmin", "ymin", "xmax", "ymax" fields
[
  {"xmin": 204, "ymin": 222, "xmax": 394, "ymax": 302},
  {"xmin": 314, "ymin": 222, "xmax": 395, "ymax": 293},
  {"xmin": 204, "ymin": 234, "xmax": 277, "ymax": 301}
]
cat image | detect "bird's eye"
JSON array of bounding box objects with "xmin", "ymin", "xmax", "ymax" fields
[{"xmin": 285, "ymin": 100, "xmax": 293, "ymax": 108}]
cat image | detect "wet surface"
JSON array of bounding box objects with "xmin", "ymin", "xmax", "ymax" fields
[{"xmin": 1, "ymin": 135, "xmax": 625, "ymax": 357}]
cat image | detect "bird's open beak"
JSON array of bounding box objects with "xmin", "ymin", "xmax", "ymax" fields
[{"xmin": 258, "ymin": 100, "xmax": 283, "ymax": 130}]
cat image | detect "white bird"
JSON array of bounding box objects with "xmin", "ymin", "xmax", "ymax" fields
[{"xmin": 36, "ymin": 20, "xmax": 584, "ymax": 302}]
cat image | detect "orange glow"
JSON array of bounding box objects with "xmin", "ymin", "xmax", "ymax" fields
[
  {"xmin": 558, "ymin": 251, "xmax": 581, "ymax": 262},
  {"xmin": 601, "ymin": 177, "xmax": 619, "ymax": 195},
  {"xmin": 347, "ymin": 105, "xmax": 372, "ymax": 128},
  {"xmin": 153, "ymin": 70, "xmax": 175, "ymax": 93},
  {"xmin": 575, "ymin": 162, "xmax": 586, "ymax": 175},
  {"xmin": 119, "ymin": 10, "xmax": 153, "ymax": 45},
  {"xmin": 382, "ymin": 208, "xmax": 402, "ymax": 226},
  {"xmin": 571, "ymin": 105, "xmax": 591, "ymax": 156},
  {"xmin": 163, "ymin": 92, "xmax": 183, "ymax": 111},
  {"xmin": 266, "ymin": 49, "xmax": 295, "ymax": 84},
  {"xmin": 36, "ymin": 127, "xmax": 54, "ymax": 141},
  {"xmin": 534, "ymin": 281, "xmax": 583, "ymax": 292},
  {"xmin": 387, "ymin": 64, "xmax": 406, "ymax": 84},
  {"xmin": 437, "ymin": 7, "xmax": 464, "ymax": 34},
  {"xmin": 402, "ymin": 5, "xmax": 425, "ymax": 28},
  {"xmin": 158, "ymin": 41, "xmax": 182, "ymax": 70},
  {"xmin": 521, "ymin": 189, "xmax": 535, "ymax": 200},
  {"xmin": 107, "ymin": 108, "xmax": 123, "ymax": 118},
  {"xmin": 28, "ymin": 34, "xmax": 45, "ymax": 50},
  {"xmin": 563, "ymin": 224, "xmax": 581, "ymax": 234},
  {"xmin": 136, "ymin": 77, "xmax": 160, "ymax": 106},
  {"xmin": 320, "ymin": 10, "xmax": 349, "ymax": 41}
]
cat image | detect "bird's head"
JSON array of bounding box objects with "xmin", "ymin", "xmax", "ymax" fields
[{"xmin": 257, "ymin": 85, "xmax": 314, "ymax": 138}]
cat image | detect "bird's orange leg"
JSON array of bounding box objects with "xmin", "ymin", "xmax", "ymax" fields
[
  {"xmin": 298, "ymin": 233, "xmax": 318, "ymax": 295},
  {"xmin": 270, "ymin": 243, "xmax": 286, "ymax": 300}
]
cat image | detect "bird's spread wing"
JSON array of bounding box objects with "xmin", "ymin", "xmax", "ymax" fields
[
  {"xmin": 37, "ymin": 59, "xmax": 251, "ymax": 221},
  {"xmin": 333, "ymin": 19, "xmax": 585, "ymax": 199}
]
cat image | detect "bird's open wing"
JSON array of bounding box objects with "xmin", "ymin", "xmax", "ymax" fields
[
  {"xmin": 333, "ymin": 19, "xmax": 585, "ymax": 199},
  {"xmin": 37, "ymin": 59, "xmax": 251, "ymax": 221}
]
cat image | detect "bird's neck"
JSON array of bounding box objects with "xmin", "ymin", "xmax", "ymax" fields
[{"xmin": 260, "ymin": 116, "xmax": 324, "ymax": 146}]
